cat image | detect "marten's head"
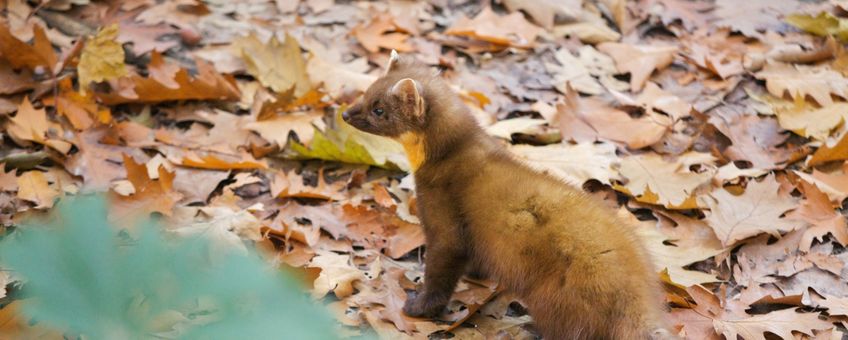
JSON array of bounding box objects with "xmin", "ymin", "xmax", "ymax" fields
[{"xmin": 342, "ymin": 51, "xmax": 427, "ymax": 138}]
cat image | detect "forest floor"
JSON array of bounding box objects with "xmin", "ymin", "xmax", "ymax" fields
[{"xmin": 1, "ymin": 0, "xmax": 848, "ymax": 339}]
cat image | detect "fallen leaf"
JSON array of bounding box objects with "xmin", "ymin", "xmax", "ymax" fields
[
  {"xmin": 168, "ymin": 205, "xmax": 263, "ymax": 255},
  {"xmin": 511, "ymin": 142, "xmax": 620, "ymax": 185},
  {"xmin": 109, "ymin": 154, "xmax": 183, "ymax": 224},
  {"xmin": 788, "ymin": 180, "xmax": 848, "ymax": 252},
  {"xmin": 445, "ymin": 7, "xmax": 542, "ymax": 47},
  {"xmin": 786, "ymin": 12, "xmax": 848, "ymax": 42},
  {"xmin": 0, "ymin": 24, "xmax": 57, "ymax": 73},
  {"xmin": 5, "ymin": 97, "xmax": 72, "ymax": 154},
  {"xmin": 352, "ymin": 13, "xmax": 414, "ymax": 53},
  {"xmin": 705, "ymin": 174, "xmax": 800, "ymax": 246},
  {"xmin": 713, "ymin": 308, "xmax": 831, "ymax": 340},
  {"xmin": 0, "ymin": 60, "xmax": 35, "ymax": 95},
  {"xmin": 617, "ymin": 153, "xmax": 714, "ymax": 208},
  {"xmin": 597, "ymin": 42, "xmax": 677, "ymax": 91},
  {"xmin": 17, "ymin": 171, "xmax": 58, "ymax": 209},
  {"xmin": 308, "ymin": 251, "xmax": 366, "ymax": 299},
  {"xmin": 500, "ymin": 0, "xmax": 581, "ymax": 29},
  {"xmin": 712, "ymin": 0, "xmax": 800, "ymax": 37},
  {"xmin": 808, "ymin": 132, "xmax": 848, "ymax": 166},
  {"xmin": 245, "ymin": 111, "xmax": 322, "ymax": 148},
  {"xmin": 756, "ymin": 62, "xmax": 848, "ymax": 107},
  {"xmin": 306, "ymin": 55, "xmax": 376, "ymax": 99},
  {"xmin": 78, "ymin": 24, "xmax": 127, "ymax": 90},
  {"xmin": 233, "ymin": 32, "xmax": 311, "ymax": 95},
  {"xmin": 97, "ymin": 59, "xmax": 239, "ymax": 104},
  {"xmin": 556, "ymin": 84, "xmax": 671, "ymax": 148}
]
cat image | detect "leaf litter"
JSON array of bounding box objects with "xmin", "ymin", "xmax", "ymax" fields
[{"xmin": 1, "ymin": 0, "xmax": 848, "ymax": 339}]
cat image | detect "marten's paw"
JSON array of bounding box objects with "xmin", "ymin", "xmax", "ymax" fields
[{"xmin": 403, "ymin": 294, "xmax": 445, "ymax": 318}]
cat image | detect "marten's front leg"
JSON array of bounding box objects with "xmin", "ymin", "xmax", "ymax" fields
[{"xmin": 403, "ymin": 194, "xmax": 467, "ymax": 317}]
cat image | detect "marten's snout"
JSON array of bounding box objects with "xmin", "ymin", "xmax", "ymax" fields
[{"xmin": 342, "ymin": 104, "xmax": 360, "ymax": 122}]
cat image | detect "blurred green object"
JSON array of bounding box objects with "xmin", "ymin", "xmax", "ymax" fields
[{"xmin": 0, "ymin": 195, "xmax": 339, "ymax": 339}]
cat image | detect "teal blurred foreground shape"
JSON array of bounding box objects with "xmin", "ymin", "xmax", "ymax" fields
[{"xmin": 0, "ymin": 195, "xmax": 339, "ymax": 340}]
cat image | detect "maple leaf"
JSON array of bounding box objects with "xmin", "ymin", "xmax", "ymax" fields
[
  {"xmin": 97, "ymin": 58, "xmax": 239, "ymax": 104},
  {"xmin": 109, "ymin": 154, "xmax": 183, "ymax": 225},
  {"xmin": 42, "ymin": 78, "xmax": 110, "ymax": 130},
  {"xmin": 5, "ymin": 97, "xmax": 72, "ymax": 154},
  {"xmin": 597, "ymin": 42, "xmax": 677, "ymax": 92},
  {"xmin": 0, "ymin": 24, "xmax": 57, "ymax": 74},
  {"xmin": 510, "ymin": 142, "xmax": 620, "ymax": 185},
  {"xmin": 168, "ymin": 205, "xmax": 262, "ymax": 256},
  {"xmin": 819, "ymin": 295, "xmax": 848, "ymax": 317},
  {"xmin": 78, "ymin": 24, "xmax": 127, "ymax": 90},
  {"xmin": 233, "ymin": 32, "xmax": 311, "ymax": 95},
  {"xmin": 616, "ymin": 153, "xmax": 714, "ymax": 209},
  {"xmin": 708, "ymin": 107, "xmax": 791, "ymax": 170},
  {"xmin": 632, "ymin": 214, "xmax": 723, "ymax": 286},
  {"xmin": 613, "ymin": 82, "xmax": 692, "ymax": 121},
  {"xmin": 352, "ymin": 13, "xmax": 414, "ymax": 53},
  {"xmin": 16, "ymin": 171, "xmax": 59, "ymax": 209},
  {"xmin": 556, "ymin": 84, "xmax": 671, "ymax": 148},
  {"xmin": 445, "ymin": 7, "xmax": 542, "ymax": 47},
  {"xmin": 755, "ymin": 62, "xmax": 848, "ymax": 107},
  {"xmin": 787, "ymin": 179, "xmax": 848, "ymax": 251},
  {"xmin": 704, "ymin": 175, "xmax": 800, "ymax": 247},
  {"xmin": 545, "ymin": 48, "xmax": 606, "ymax": 95}
]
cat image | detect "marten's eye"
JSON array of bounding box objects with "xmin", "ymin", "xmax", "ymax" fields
[{"xmin": 372, "ymin": 108, "xmax": 384, "ymax": 116}]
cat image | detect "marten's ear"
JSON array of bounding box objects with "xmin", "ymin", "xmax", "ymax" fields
[
  {"xmin": 391, "ymin": 78, "xmax": 425, "ymax": 118},
  {"xmin": 385, "ymin": 50, "xmax": 400, "ymax": 75}
]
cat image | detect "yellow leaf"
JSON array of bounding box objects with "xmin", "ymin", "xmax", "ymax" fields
[
  {"xmin": 617, "ymin": 153, "xmax": 714, "ymax": 208},
  {"xmin": 78, "ymin": 24, "xmax": 127, "ymax": 91},
  {"xmin": 234, "ymin": 32, "xmax": 311, "ymax": 95},
  {"xmin": 17, "ymin": 171, "xmax": 59, "ymax": 209},
  {"xmin": 786, "ymin": 12, "xmax": 848, "ymax": 42}
]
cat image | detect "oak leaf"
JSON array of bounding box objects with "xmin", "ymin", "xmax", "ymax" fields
[
  {"xmin": 712, "ymin": 308, "xmax": 832, "ymax": 340},
  {"xmin": 786, "ymin": 12, "xmax": 848, "ymax": 42},
  {"xmin": 0, "ymin": 60, "xmax": 35, "ymax": 95},
  {"xmin": 786, "ymin": 180, "xmax": 848, "ymax": 252},
  {"xmin": 109, "ymin": 155, "xmax": 183, "ymax": 224},
  {"xmin": 510, "ymin": 142, "xmax": 620, "ymax": 185},
  {"xmin": 597, "ymin": 42, "xmax": 677, "ymax": 92},
  {"xmin": 713, "ymin": 0, "xmax": 800, "ymax": 37},
  {"xmin": 42, "ymin": 78, "xmax": 110, "ymax": 130},
  {"xmin": 308, "ymin": 251, "xmax": 366, "ymax": 299},
  {"xmin": 808, "ymin": 132, "xmax": 848, "ymax": 166},
  {"xmin": 705, "ymin": 175, "xmax": 800, "ymax": 246},
  {"xmin": 306, "ymin": 55, "xmax": 376, "ymax": 99},
  {"xmin": 233, "ymin": 32, "xmax": 311, "ymax": 95},
  {"xmin": 773, "ymin": 101, "xmax": 848, "ymax": 142},
  {"xmin": 755, "ymin": 62, "xmax": 848, "ymax": 106},
  {"xmin": 556, "ymin": 84, "xmax": 671, "ymax": 148},
  {"xmin": 500, "ymin": 0, "xmax": 581, "ymax": 29},
  {"xmin": 168, "ymin": 205, "xmax": 263, "ymax": 255},
  {"xmin": 617, "ymin": 153, "xmax": 714, "ymax": 208},
  {"xmin": 245, "ymin": 111, "xmax": 322, "ymax": 148},
  {"xmin": 78, "ymin": 24, "xmax": 127, "ymax": 90},
  {"xmin": 17, "ymin": 171, "xmax": 58, "ymax": 209}
]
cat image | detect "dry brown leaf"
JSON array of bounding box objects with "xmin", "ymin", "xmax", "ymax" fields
[
  {"xmin": 117, "ymin": 22, "xmax": 179, "ymax": 56},
  {"xmin": 109, "ymin": 154, "xmax": 183, "ymax": 224},
  {"xmin": 616, "ymin": 153, "xmax": 714, "ymax": 208},
  {"xmin": 639, "ymin": 0, "xmax": 714, "ymax": 31},
  {"xmin": 0, "ymin": 60, "xmax": 35, "ymax": 95},
  {"xmin": 0, "ymin": 24, "xmax": 57, "ymax": 74},
  {"xmin": 713, "ymin": 0, "xmax": 801, "ymax": 37},
  {"xmin": 97, "ymin": 58, "xmax": 239, "ymax": 104},
  {"xmin": 795, "ymin": 162, "xmax": 848, "ymax": 203},
  {"xmin": 233, "ymin": 32, "xmax": 311, "ymax": 95},
  {"xmin": 0, "ymin": 300, "xmax": 63, "ymax": 339},
  {"xmin": 597, "ymin": 42, "xmax": 677, "ymax": 92},
  {"xmin": 500, "ymin": 0, "xmax": 581, "ymax": 29},
  {"xmin": 42, "ymin": 78, "xmax": 110, "ymax": 130},
  {"xmin": 756, "ymin": 62, "xmax": 848, "ymax": 107},
  {"xmin": 244, "ymin": 111, "xmax": 322, "ymax": 148},
  {"xmin": 705, "ymin": 175, "xmax": 800, "ymax": 247},
  {"xmin": 713, "ymin": 308, "xmax": 831, "ymax": 340},
  {"xmin": 709, "ymin": 108, "xmax": 791, "ymax": 170},
  {"xmin": 308, "ymin": 251, "xmax": 366, "ymax": 299},
  {"xmin": 557, "ymin": 84, "xmax": 671, "ymax": 148},
  {"xmin": 16, "ymin": 170, "xmax": 58, "ymax": 209},
  {"xmin": 511, "ymin": 142, "xmax": 620, "ymax": 185},
  {"xmin": 819, "ymin": 295, "xmax": 848, "ymax": 317},
  {"xmin": 352, "ymin": 13, "xmax": 414, "ymax": 53},
  {"xmin": 307, "ymin": 54, "xmax": 376, "ymax": 99},
  {"xmin": 809, "ymin": 132, "xmax": 848, "ymax": 166},
  {"xmin": 5, "ymin": 97, "xmax": 72, "ymax": 154},
  {"xmin": 774, "ymin": 101, "xmax": 848, "ymax": 142},
  {"xmin": 445, "ymin": 7, "xmax": 542, "ymax": 47},
  {"xmin": 787, "ymin": 179, "xmax": 848, "ymax": 251}
]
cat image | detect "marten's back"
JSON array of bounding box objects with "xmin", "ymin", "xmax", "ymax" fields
[{"xmin": 444, "ymin": 146, "xmax": 665, "ymax": 338}]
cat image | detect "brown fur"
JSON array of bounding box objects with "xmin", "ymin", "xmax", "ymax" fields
[{"xmin": 343, "ymin": 56, "xmax": 674, "ymax": 339}]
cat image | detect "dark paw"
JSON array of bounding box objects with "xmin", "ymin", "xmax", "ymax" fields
[{"xmin": 402, "ymin": 294, "xmax": 444, "ymax": 318}]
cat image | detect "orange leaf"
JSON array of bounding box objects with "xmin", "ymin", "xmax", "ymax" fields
[
  {"xmin": 97, "ymin": 58, "xmax": 239, "ymax": 104},
  {"xmin": 17, "ymin": 170, "xmax": 59, "ymax": 209},
  {"xmin": 0, "ymin": 24, "xmax": 58, "ymax": 74},
  {"xmin": 109, "ymin": 154, "xmax": 183, "ymax": 224},
  {"xmin": 352, "ymin": 13, "xmax": 414, "ymax": 53}
]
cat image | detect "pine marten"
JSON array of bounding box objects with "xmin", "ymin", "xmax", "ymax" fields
[{"xmin": 343, "ymin": 51, "xmax": 674, "ymax": 339}]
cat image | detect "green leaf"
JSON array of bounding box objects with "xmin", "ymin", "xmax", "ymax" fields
[
  {"xmin": 288, "ymin": 108, "xmax": 410, "ymax": 171},
  {"xmin": 0, "ymin": 195, "xmax": 339, "ymax": 339},
  {"xmin": 786, "ymin": 12, "xmax": 848, "ymax": 42}
]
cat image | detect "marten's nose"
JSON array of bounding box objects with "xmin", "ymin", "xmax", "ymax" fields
[{"xmin": 342, "ymin": 109, "xmax": 350, "ymax": 120}]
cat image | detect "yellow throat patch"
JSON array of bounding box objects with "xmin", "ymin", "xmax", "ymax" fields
[{"xmin": 396, "ymin": 132, "xmax": 425, "ymax": 172}]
